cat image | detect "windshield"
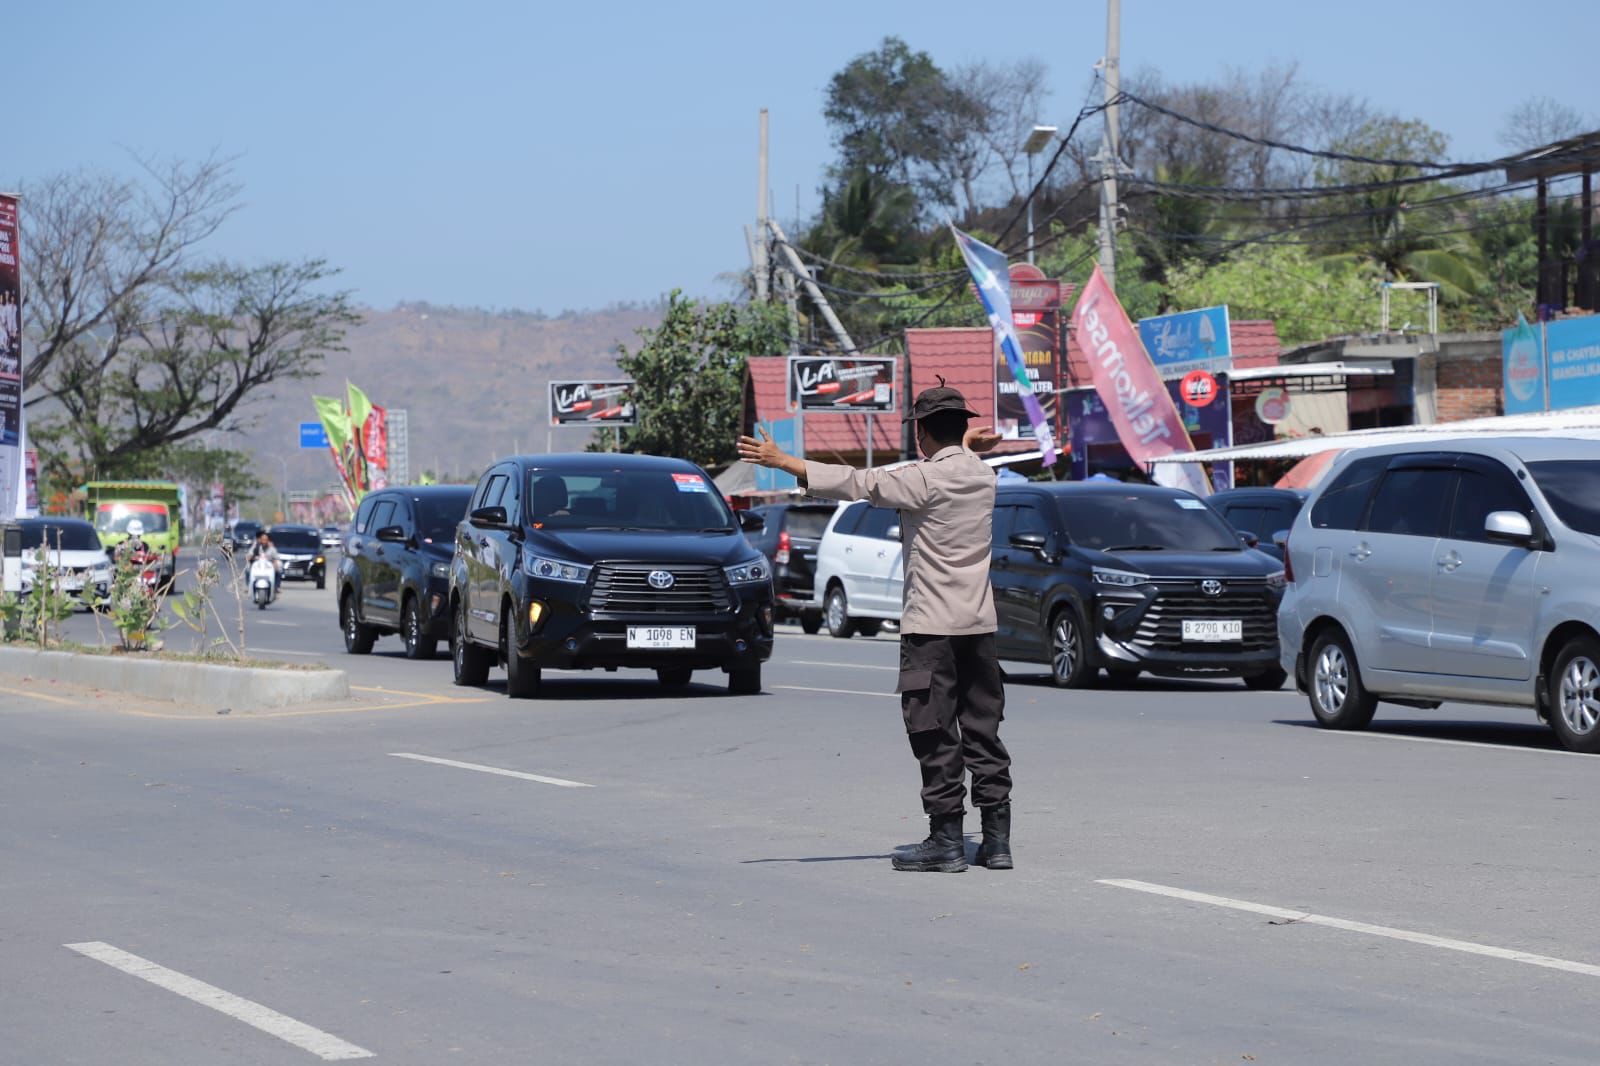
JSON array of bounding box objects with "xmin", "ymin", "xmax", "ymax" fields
[
  {"xmin": 415, "ymin": 490, "xmax": 473, "ymax": 545},
  {"xmin": 1057, "ymin": 493, "xmax": 1241, "ymax": 552},
  {"xmin": 1529, "ymin": 460, "xmax": 1600, "ymax": 535},
  {"xmin": 268, "ymin": 529, "xmax": 321, "ymax": 551},
  {"xmin": 21, "ymin": 522, "xmax": 102, "ymax": 551},
  {"xmin": 784, "ymin": 507, "xmax": 835, "ymax": 539},
  {"xmin": 526, "ymin": 466, "xmax": 734, "ymax": 532},
  {"xmin": 94, "ymin": 503, "xmax": 170, "ymax": 533}
]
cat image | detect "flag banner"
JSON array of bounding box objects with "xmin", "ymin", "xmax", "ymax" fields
[
  {"xmin": 1071, "ymin": 265, "xmax": 1210, "ymax": 496},
  {"xmin": 345, "ymin": 382, "xmax": 373, "ymax": 494},
  {"xmin": 0, "ymin": 193, "xmax": 22, "ymax": 518},
  {"xmin": 364, "ymin": 403, "xmax": 388, "ymax": 490},
  {"xmin": 313, "ymin": 394, "xmax": 359, "ymax": 509},
  {"xmin": 950, "ymin": 226, "xmax": 1057, "ymax": 464}
]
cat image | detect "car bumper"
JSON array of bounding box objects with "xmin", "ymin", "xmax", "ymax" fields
[{"xmin": 1095, "ymin": 633, "xmax": 1282, "ymax": 676}]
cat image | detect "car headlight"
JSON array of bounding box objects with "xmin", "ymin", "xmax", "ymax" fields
[
  {"xmin": 1092, "ymin": 566, "xmax": 1149, "ymax": 588},
  {"xmin": 724, "ymin": 560, "xmax": 769, "ymax": 585},
  {"xmin": 430, "ymin": 561, "xmax": 450, "ymax": 580},
  {"xmin": 523, "ymin": 548, "xmax": 591, "ymax": 584},
  {"xmin": 1266, "ymin": 569, "xmax": 1286, "ymax": 591}
]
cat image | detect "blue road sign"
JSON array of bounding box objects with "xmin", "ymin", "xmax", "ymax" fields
[
  {"xmin": 299, "ymin": 422, "xmax": 329, "ymax": 449},
  {"xmin": 753, "ymin": 418, "xmax": 800, "ymax": 492}
]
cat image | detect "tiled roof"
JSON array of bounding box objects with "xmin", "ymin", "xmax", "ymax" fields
[
  {"xmin": 906, "ymin": 329, "xmax": 1037, "ymax": 454},
  {"xmin": 745, "ymin": 356, "xmax": 900, "ymax": 460}
]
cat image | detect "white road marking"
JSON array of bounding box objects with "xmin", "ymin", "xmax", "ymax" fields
[
  {"xmin": 389, "ymin": 752, "xmax": 593, "ymax": 788},
  {"xmin": 249, "ymin": 648, "xmax": 331, "ymax": 658},
  {"xmin": 788, "ymin": 660, "xmax": 898, "ymax": 672},
  {"xmin": 1097, "ymin": 879, "xmax": 1600, "ymax": 979},
  {"xmin": 1317, "ymin": 730, "xmax": 1599, "ymax": 758},
  {"xmin": 773, "ymin": 685, "xmax": 894, "ymax": 698},
  {"xmin": 253, "ymin": 620, "xmax": 298, "ymax": 627},
  {"xmin": 63, "ymin": 941, "xmax": 373, "ymax": 1060}
]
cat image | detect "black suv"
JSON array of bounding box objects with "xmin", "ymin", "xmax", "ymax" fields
[
  {"xmin": 1208, "ymin": 487, "xmax": 1308, "ymax": 562},
  {"xmin": 992, "ymin": 482, "xmax": 1287, "ymax": 689},
  {"xmin": 742, "ymin": 501, "xmax": 836, "ymax": 633},
  {"xmin": 449, "ymin": 453, "xmax": 775, "ymax": 698},
  {"xmin": 265, "ymin": 525, "xmax": 327, "ymax": 588},
  {"xmin": 337, "ymin": 485, "xmax": 474, "ymax": 659}
]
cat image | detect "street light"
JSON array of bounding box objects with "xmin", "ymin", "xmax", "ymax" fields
[{"xmin": 1023, "ymin": 125, "xmax": 1058, "ymax": 266}]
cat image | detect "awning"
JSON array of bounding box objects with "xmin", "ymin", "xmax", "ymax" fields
[{"xmin": 1224, "ymin": 362, "xmax": 1394, "ymax": 382}]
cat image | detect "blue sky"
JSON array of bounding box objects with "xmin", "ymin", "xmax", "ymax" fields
[{"xmin": 12, "ymin": 1, "xmax": 1592, "ymax": 313}]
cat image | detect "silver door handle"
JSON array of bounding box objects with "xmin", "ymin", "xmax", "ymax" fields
[
  {"xmin": 1350, "ymin": 545, "xmax": 1372, "ymax": 561},
  {"xmin": 845, "ymin": 546, "xmax": 853, "ymax": 553},
  {"xmin": 877, "ymin": 550, "xmax": 887, "ymax": 557},
  {"xmin": 1438, "ymin": 554, "xmax": 1462, "ymax": 571}
]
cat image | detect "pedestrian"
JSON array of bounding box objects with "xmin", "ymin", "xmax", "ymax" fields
[{"xmin": 737, "ymin": 379, "xmax": 1013, "ymax": 873}]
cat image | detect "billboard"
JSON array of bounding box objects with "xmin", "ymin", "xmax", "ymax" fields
[
  {"xmin": 994, "ymin": 277, "xmax": 1063, "ymax": 447},
  {"xmin": 549, "ymin": 380, "xmax": 637, "ymax": 425},
  {"xmin": 1137, "ymin": 305, "xmax": 1232, "ymax": 379},
  {"xmin": 1505, "ymin": 313, "xmax": 1600, "ymax": 415},
  {"xmin": 0, "ymin": 194, "xmax": 21, "ymax": 519},
  {"xmin": 786, "ymin": 355, "xmax": 897, "ymax": 413}
]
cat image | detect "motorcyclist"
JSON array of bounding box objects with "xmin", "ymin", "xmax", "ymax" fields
[
  {"xmin": 248, "ymin": 529, "xmax": 282, "ymax": 598},
  {"xmin": 122, "ymin": 519, "xmax": 151, "ymax": 557}
]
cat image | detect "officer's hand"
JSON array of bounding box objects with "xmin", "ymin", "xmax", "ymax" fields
[
  {"xmin": 737, "ymin": 425, "xmax": 787, "ymax": 468},
  {"xmin": 963, "ymin": 424, "xmax": 1003, "ymax": 452}
]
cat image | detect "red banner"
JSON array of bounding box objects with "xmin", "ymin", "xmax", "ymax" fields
[
  {"xmin": 0, "ymin": 194, "xmax": 21, "ymax": 518},
  {"xmin": 363, "ymin": 404, "xmax": 388, "ymax": 490},
  {"xmin": 1071, "ymin": 266, "xmax": 1209, "ymax": 495}
]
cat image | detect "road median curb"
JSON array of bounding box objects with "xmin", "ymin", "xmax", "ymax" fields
[{"xmin": 0, "ymin": 646, "xmax": 349, "ymax": 709}]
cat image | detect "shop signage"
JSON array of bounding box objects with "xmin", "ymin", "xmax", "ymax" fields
[
  {"xmin": 1504, "ymin": 312, "xmax": 1600, "ymax": 415},
  {"xmin": 1180, "ymin": 370, "xmax": 1219, "ymax": 407},
  {"xmin": 1255, "ymin": 386, "xmax": 1292, "ymax": 425},
  {"xmin": 785, "ymin": 355, "xmax": 897, "ymax": 413},
  {"xmin": 1137, "ymin": 305, "xmax": 1232, "ymax": 379},
  {"xmin": 549, "ymin": 380, "xmax": 638, "ymax": 425}
]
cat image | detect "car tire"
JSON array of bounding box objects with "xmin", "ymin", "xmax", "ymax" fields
[
  {"xmin": 1548, "ymin": 635, "xmax": 1600, "ymax": 754},
  {"xmin": 316, "ymin": 574, "xmax": 326, "ymax": 591},
  {"xmin": 728, "ymin": 666, "xmax": 762, "ymax": 695},
  {"xmin": 800, "ymin": 612, "xmax": 822, "ymax": 635},
  {"xmin": 856, "ymin": 619, "xmax": 883, "ymax": 638},
  {"xmin": 1306, "ymin": 628, "xmax": 1377, "ymax": 730},
  {"xmin": 502, "ymin": 614, "xmax": 540, "ymax": 699},
  {"xmin": 657, "ymin": 667, "xmax": 693, "ymax": 689},
  {"xmin": 341, "ymin": 592, "xmax": 376, "ymax": 654},
  {"xmin": 825, "ymin": 586, "xmax": 856, "ymax": 639},
  {"xmin": 402, "ymin": 596, "xmax": 437, "ymax": 660},
  {"xmin": 452, "ymin": 599, "xmax": 492, "ymax": 687},
  {"xmin": 1244, "ymin": 667, "xmax": 1288, "ymax": 691},
  {"xmin": 1049, "ymin": 606, "xmax": 1095, "ymax": 689}
]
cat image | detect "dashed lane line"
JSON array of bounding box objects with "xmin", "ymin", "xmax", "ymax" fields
[
  {"xmin": 1097, "ymin": 879, "xmax": 1600, "ymax": 979},
  {"xmin": 1316, "ymin": 729, "xmax": 1600, "ymax": 759},
  {"xmin": 390, "ymin": 752, "xmax": 593, "ymax": 788},
  {"xmin": 64, "ymin": 941, "xmax": 374, "ymax": 1060},
  {"xmin": 787, "ymin": 660, "xmax": 898, "ymax": 672},
  {"xmin": 772, "ymin": 685, "xmax": 895, "ymax": 699}
]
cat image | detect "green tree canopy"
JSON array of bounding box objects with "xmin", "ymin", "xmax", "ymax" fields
[{"xmin": 1167, "ymin": 244, "xmax": 1383, "ymax": 346}]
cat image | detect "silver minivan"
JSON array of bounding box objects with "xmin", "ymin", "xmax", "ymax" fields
[{"xmin": 1278, "ymin": 437, "xmax": 1600, "ymax": 752}]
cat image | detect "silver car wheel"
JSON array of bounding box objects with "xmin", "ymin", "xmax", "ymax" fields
[
  {"xmin": 827, "ymin": 591, "xmax": 846, "ymax": 633},
  {"xmin": 1559, "ymin": 655, "xmax": 1600, "ymax": 736},
  {"xmin": 1052, "ymin": 615, "xmax": 1078, "ymax": 681},
  {"xmin": 1315, "ymin": 644, "xmax": 1349, "ymax": 714}
]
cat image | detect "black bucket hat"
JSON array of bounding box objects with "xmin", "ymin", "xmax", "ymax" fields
[{"xmin": 903, "ymin": 375, "xmax": 980, "ymax": 423}]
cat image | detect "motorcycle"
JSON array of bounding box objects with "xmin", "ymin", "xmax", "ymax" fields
[
  {"xmin": 249, "ymin": 557, "xmax": 277, "ymax": 610},
  {"xmin": 127, "ymin": 548, "xmax": 163, "ymax": 594}
]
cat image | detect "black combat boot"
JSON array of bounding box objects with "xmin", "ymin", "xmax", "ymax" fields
[
  {"xmin": 891, "ymin": 811, "xmax": 967, "ymax": 872},
  {"xmin": 974, "ymin": 803, "xmax": 1012, "ymax": 870}
]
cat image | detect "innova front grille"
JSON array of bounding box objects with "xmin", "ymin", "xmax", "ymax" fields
[{"xmin": 587, "ymin": 565, "xmax": 733, "ymax": 614}]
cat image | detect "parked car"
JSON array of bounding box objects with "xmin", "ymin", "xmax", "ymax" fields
[
  {"xmin": 743, "ymin": 501, "xmax": 836, "ymax": 633},
  {"xmin": 1208, "ymin": 487, "xmax": 1309, "ymax": 562},
  {"xmin": 264, "ymin": 525, "xmax": 326, "ymax": 588},
  {"xmin": 1278, "ymin": 437, "xmax": 1600, "ymax": 753},
  {"xmin": 811, "ymin": 500, "xmax": 902, "ymax": 638},
  {"xmin": 992, "ymin": 481, "xmax": 1288, "ymax": 689},
  {"xmin": 226, "ymin": 520, "xmax": 261, "ymax": 555},
  {"xmin": 16, "ymin": 517, "xmax": 113, "ymax": 609},
  {"xmin": 337, "ymin": 484, "xmax": 474, "ymax": 659},
  {"xmin": 448, "ymin": 453, "xmax": 775, "ymax": 697},
  {"xmin": 321, "ymin": 524, "xmax": 344, "ymax": 551}
]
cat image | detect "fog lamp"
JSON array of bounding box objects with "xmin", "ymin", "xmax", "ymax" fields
[
  {"xmin": 528, "ymin": 601, "xmax": 545, "ymax": 626},
  {"xmin": 1103, "ymin": 606, "xmax": 1115, "ymax": 620}
]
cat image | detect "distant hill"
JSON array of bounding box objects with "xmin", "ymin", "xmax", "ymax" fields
[{"xmin": 228, "ymin": 301, "xmax": 662, "ymax": 494}]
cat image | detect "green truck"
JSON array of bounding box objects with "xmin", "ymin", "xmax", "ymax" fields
[{"xmin": 80, "ymin": 480, "xmax": 184, "ymax": 584}]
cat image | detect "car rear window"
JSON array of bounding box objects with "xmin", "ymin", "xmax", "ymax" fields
[
  {"xmin": 414, "ymin": 490, "xmax": 473, "ymax": 545},
  {"xmin": 783, "ymin": 507, "xmax": 834, "ymax": 539},
  {"xmin": 21, "ymin": 522, "xmax": 101, "ymax": 551},
  {"xmin": 270, "ymin": 529, "xmax": 321, "ymax": 551},
  {"xmin": 1529, "ymin": 460, "xmax": 1600, "ymax": 535}
]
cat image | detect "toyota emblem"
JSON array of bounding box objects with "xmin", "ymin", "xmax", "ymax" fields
[
  {"xmin": 647, "ymin": 570, "xmax": 675, "ymax": 590},
  {"xmin": 1201, "ymin": 579, "xmax": 1224, "ymax": 597}
]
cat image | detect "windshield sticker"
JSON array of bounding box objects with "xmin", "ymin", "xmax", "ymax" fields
[
  {"xmin": 1175, "ymin": 498, "xmax": 1207, "ymax": 510},
  {"xmin": 672, "ymin": 473, "xmax": 710, "ymax": 493}
]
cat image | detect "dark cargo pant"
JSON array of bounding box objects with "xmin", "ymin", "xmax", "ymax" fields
[{"xmin": 896, "ymin": 632, "xmax": 1011, "ymax": 816}]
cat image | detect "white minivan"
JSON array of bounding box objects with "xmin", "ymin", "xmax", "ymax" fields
[{"xmin": 810, "ymin": 501, "xmax": 904, "ymax": 638}]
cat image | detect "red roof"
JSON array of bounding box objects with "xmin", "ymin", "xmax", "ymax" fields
[
  {"xmin": 905, "ymin": 329, "xmax": 1036, "ymax": 454},
  {"xmin": 745, "ymin": 357, "xmax": 900, "ymax": 461}
]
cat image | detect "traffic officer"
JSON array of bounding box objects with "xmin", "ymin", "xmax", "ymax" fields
[{"xmin": 737, "ymin": 380, "xmax": 1012, "ymax": 873}]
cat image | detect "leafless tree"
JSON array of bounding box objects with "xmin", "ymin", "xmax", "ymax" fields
[
  {"xmin": 1499, "ymin": 96, "xmax": 1591, "ymax": 153},
  {"xmin": 967, "ymin": 59, "xmax": 1054, "ymax": 198}
]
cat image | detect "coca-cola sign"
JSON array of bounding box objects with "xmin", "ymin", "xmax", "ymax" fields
[{"xmin": 785, "ymin": 355, "xmax": 897, "ymax": 413}]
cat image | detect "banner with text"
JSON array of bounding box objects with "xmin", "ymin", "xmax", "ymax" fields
[
  {"xmin": 1504, "ymin": 312, "xmax": 1600, "ymax": 415},
  {"xmin": 997, "ymin": 277, "xmax": 1063, "ymax": 444},
  {"xmin": 1137, "ymin": 305, "xmax": 1232, "ymax": 379},
  {"xmin": 550, "ymin": 380, "xmax": 637, "ymax": 425},
  {"xmin": 786, "ymin": 355, "xmax": 898, "ymax": 412},
  {"xmin": 0, "ymin": 194, "xmax": 22, "ymax": 518},
  {"xmin": 1072, "ymin": 265, "xmax": 1209, "ymax": 496}
]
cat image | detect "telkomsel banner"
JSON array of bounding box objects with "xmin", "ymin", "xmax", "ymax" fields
[
  {"xmin": 785, "ymin": 355, "xmax": 897, "ymax": 412},
  {"xmin": 0, "ymin": 194, "xmax": 22, "ymax": 518},
  {"xmin": 550, "ymin": 380, "xmax": 637, "ymax": 425}
]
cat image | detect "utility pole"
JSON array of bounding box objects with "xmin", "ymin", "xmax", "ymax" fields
[
  {"xmin": 755, "ymin": 109, "xmax": 771, "ymax": 302},
  {"xmin": 768, "ymin": 218, "xmax": 857, "ymax": 354},
  {"xmin": 1097, "ymin": 0, "xmax": 1122, "ymax": 289}
]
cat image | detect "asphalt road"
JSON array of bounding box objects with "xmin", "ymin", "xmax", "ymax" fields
[{"xmin": 6, "ymin": 552, "xmax": 1600, "ymax": 1063}]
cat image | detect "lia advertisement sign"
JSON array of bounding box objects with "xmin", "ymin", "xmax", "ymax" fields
[
  {"xmin": 1137, "ymin": 305, "xmax": 1232, "ymax": 379},
  {"xmin": 786, "ymin": 355, "xmax": 897, "ymax": 413},
  {"xmin": 549, "ymin": 380, "xmax": 637, "ymax": 426}
]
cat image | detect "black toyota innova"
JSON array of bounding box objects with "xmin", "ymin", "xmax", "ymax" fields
[{"xmin": 448, "ymin": 453, "xmax": 775, "ymax": 698}]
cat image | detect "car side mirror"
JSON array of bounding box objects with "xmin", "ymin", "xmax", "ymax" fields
[
  {"xmin": 1271, "ymin": 529, "xmax": 1290, "ymax": 551},
  {"xmin": 1237, "ymin": 530, "xmax": 1260, "ymax": 548},
  {"xmin": 375, "ymin": 525, "xmax": 406, "ymax": 543},
  {"xmin": 738, "ymin": 511, "xmax": 765, "ymax": 532},
  {"xmin": 470, "ymin": 505, "xmax": 508, "ymax": 528},
  {"xmin": 886, "ymin": 524, "xmax": 901, "ymax": 541},
  {"xmin": 1009, "ymin": 531, "xmax": 1048, "ymax": 552},
  {"xmin": 1484, "ymin": 510, "xmax": 1535, "ymax": 547}
]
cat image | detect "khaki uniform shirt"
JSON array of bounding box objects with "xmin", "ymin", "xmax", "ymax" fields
[{"xmin": 804, "ymin": 446, "xmax": 996, "ymax": 636}]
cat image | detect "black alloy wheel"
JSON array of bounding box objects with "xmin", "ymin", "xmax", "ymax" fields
[
  {"xmin": 502, "ymin": 611, "xmax": 540, "ymax": 699},
  {"xmin": 1306, "ymin": 628, "xmax": 1377, "ymax": 730},
  {"xmin": 657, "ymin": 667, "xmax": 693, "ymax": 689},
  {"xmin": 402, "ymin": 595, "xmax": 437, "ymax": 660},
  {"xmin": 800, "ymin": 612, "xmax": 822, "ymax": 635},
  {"xmin": 452, "ymin": 599, "xmax": 491, "ymax": 687},
  {"xmin": 1049, "ymin": 607, "xmax": 1095, "ymax": 689},
  {"xmin": 342, "ymin": 592, "xmax": 376, "ymax": 654},
  {"xmin": 727, "ymin": 666, "xmax": 762, "ymax": 695}
]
